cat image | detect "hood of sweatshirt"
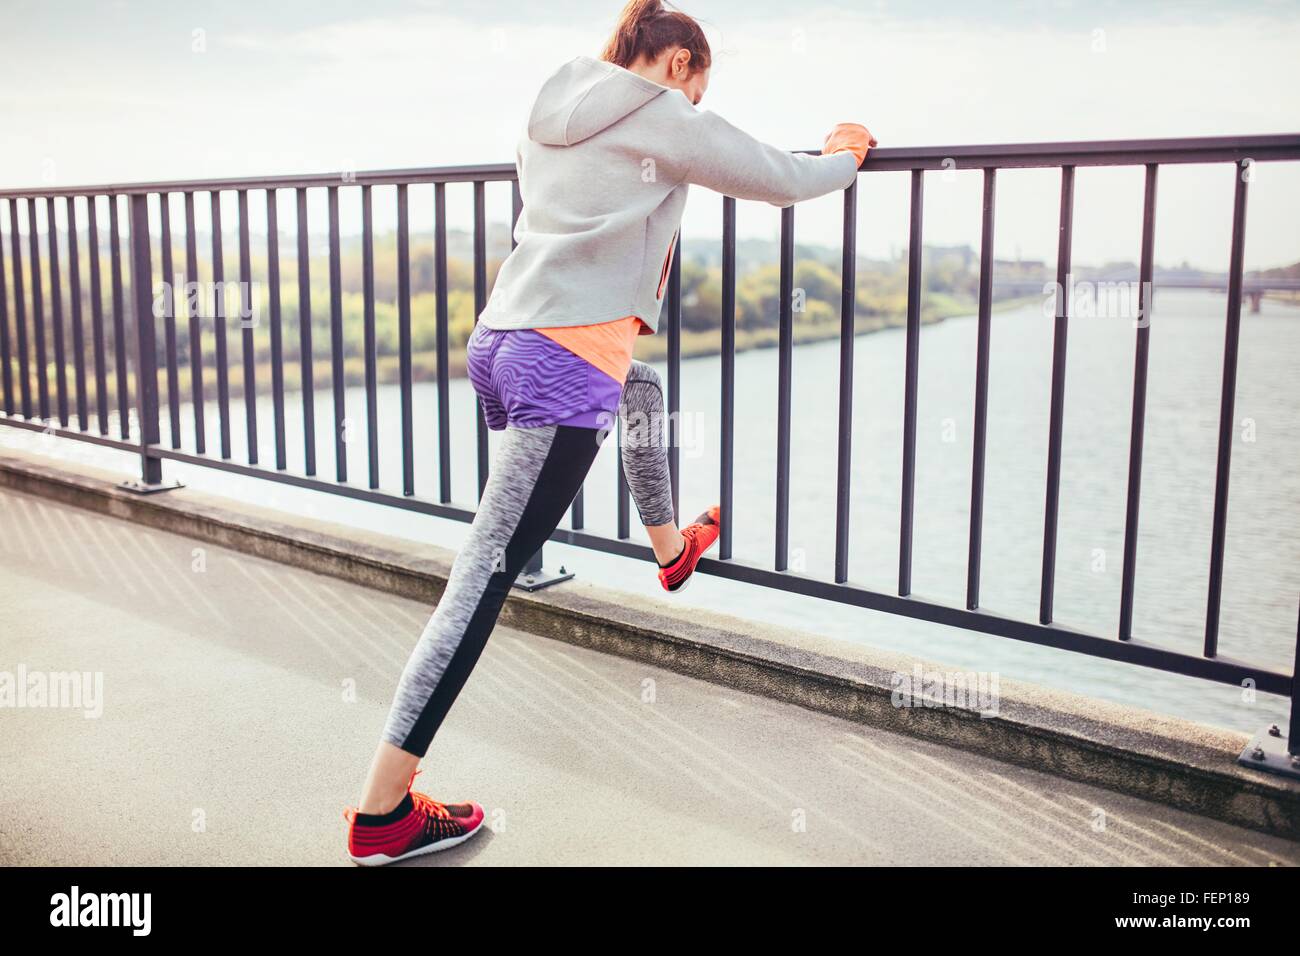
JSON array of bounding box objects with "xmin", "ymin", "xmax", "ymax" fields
[
  {"xmin": 527, "ymin": 55, "xmax": 670, "ymax": 147},
  {"xmin": 481, "ymin": 54, "xmax": 858, "ymax": 338}
]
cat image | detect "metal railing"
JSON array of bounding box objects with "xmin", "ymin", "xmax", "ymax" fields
[{"xmin": 1, "ymin": 134, "xmax": 1298, "ymax": 766}]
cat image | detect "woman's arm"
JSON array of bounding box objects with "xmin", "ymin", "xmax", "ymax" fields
[{"xmin": 669, "ymin": 101, "xmax": 875, "ymax": 207}]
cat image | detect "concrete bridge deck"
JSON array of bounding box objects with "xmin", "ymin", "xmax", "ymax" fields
[{"xmin": 1, "ymin": 484, "xmax": 1297, "ymax": 866}]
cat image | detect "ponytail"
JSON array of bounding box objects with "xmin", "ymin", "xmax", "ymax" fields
[{"xmin": 600, "ymin": 0, "xmax": 711, "ymax": 74}]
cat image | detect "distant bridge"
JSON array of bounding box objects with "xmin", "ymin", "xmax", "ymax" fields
[{"xmin": 992, "ymin": 275, "xmax": 1300, "ymax": 312}]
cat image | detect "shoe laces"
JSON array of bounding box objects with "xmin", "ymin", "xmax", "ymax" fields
[
  {"xmin": 413, "ymin": 790, "xmax": 453, "ymax": 821},
  {"xmin": 414, "ymin": 792, "xmax": 459, "ymax": 843}
]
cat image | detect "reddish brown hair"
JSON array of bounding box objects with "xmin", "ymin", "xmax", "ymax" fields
[{"xmin": 600, "ymin": 0, "xmax": 712, "ymax": 75}]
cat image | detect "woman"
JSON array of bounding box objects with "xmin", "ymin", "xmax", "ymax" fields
[{"xmin": 344, "ymin": 0, "xmax": 875, "ymax": 864}]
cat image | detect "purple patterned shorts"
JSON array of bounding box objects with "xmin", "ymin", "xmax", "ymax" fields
[{"xmin": 466, "ymin": 322, "xmax": 624, "ymax": 431}]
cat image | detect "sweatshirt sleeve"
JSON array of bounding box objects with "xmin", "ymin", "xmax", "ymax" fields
[{"xmin": 674, "ymin": 106, "xmax": 860, "ymax": 208}]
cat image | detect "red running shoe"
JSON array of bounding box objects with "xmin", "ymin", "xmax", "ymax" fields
[
  {"xmin": 658, "ymin": 505, "xmax": 721, "ymax": 593},
  {"xmin": 345, "ymin": 772, "xmax": 485, "ymax": 866}
]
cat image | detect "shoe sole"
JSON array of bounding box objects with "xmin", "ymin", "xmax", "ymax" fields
[
  {"xmin": 663, "ymin": 574, "xmax": 693, "ymax": 594},
  {"xmin": 349, "ymin": 816, "xmax": 486, "ymax": 867}
]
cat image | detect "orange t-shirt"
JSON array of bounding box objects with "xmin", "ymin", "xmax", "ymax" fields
[{"xmin": 537, "ymin": 316, "xmax": 645, "ymax": 384}]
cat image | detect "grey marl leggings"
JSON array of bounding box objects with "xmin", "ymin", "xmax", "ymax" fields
[{"xmin": 381, "ymin": 360, "xmax": 675, "ymax": 756}]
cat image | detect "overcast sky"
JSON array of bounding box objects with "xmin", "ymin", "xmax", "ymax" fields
[{"xmin": 2, "ymin": 0, "xmax": 1298, "ymax": 268}]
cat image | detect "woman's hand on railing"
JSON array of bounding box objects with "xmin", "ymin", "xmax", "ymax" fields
[{"xmin": 822, "ymin": 123, "xmax": 877, "ymax": 167}]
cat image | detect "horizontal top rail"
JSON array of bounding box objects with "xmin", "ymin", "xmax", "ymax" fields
[
  {"xmin": 815, "ymin": 133, "xmax": 1300, "ymax": 171},
  {"xmin": 2, "ymin": 134, "xmax": 1297, "ymax": 200},
  {"xmin": 0, "ymin": 163, "xmax": 521, "ymax": 200}
]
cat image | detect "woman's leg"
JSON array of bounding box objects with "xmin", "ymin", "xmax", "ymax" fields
[
  {"xmin": 618, "ymin": 360, "xmax": 684, "ymax": 564},
  {"xmin": 358, "ymin": 422, "xmax": 605, "ymax": 813}
]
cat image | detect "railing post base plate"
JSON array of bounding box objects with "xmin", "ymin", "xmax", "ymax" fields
[
  {"xmin": 511, "ymin": 565, "xmax": 574, "ymax": 592},
  {"xmin": 1237, "ymin": 725, "xmax": 1300, "ymax": 780},
  {"xmin": 118, "ymin": 479, "xmax": 185, "ymax": 495}
]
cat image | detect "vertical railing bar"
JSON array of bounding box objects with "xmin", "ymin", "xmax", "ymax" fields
[
  {"xmin": 719, "ymin": 196, "xmax": 736, "ymax": 560},
  {"xmin": 210, "ymin": 190, "xmax": 232, "ymax": 459},
  {"xmin": 0, "ymin": 200, "xmax": 12, "ymax": 416},
  {"xmin": 65, "ymin": 197, "xmax": 86, "ymax": 429},
  {"xmin": 434, "ymin": 181, "xmax": 451, "ymax": 503},
  {"xmin": 833, "ymin": 180, "xmax": 857, "ymax": 583},
  {"xmin": 158, "ymin": 193, "xmax": 180, "ymax": 448},
  {"xmin": 28, "ymin": 197, "xmax": 50, "ymax": 422},
  {"xmin": 614, "ymin": 182, "xmax": 632, "ymax": 538},
  {"xmin": 295, "ymin": 188, "xmax": 316, "ymax": 476},
  {"xmin": 775, "ymin": 204, "xmax": 795, "ymax": 572},
  {"xmin": 571, "ymin": 383, "xmax": 585, "ymax": 529},
  {"xmin": 571, "ymin": 481, "xmax": 585, "ymax": 530},
  {"xmin": 266, "ymin": 188, "xmax": 287, "ymax": 470},
  {"xmin": 86, "ymin": 196, "xmax": 107, "ymax": 433},
  {"xmin": 566, "ymin": 182, "xmax": 591, "ymax": 529},
  {"xmin": 237, "ymin": 189, "xmax": 258, "ymax": 464},
  {"xmin": 109, "ymin": 194, "xmax": 129, "ymax": 439},
  {"xmin": 361, "ymin": 184, "xmax": 379, "ymax": 490},
  {"xmin": 616, "ymin": 186, "xmax": 636, "ymax": 540},
  {"xmin": 183, "ymin": 191, "xmax": 206, "ymax": 455},
  {"xmin": 472, "ymin": 180, "xmax": 489, "ymax": 500},
  {"xmin": 507, "ymin": 177, "xmax": 556, "ymax": 573},
  {"xmin": 128, "ymin": 193, "xmax": 163, "ymax": 484},
  {"xmin": 898, "ymin": 168, "xmax": 924, "ymax": 596},
  {"xmin": 966, "ymin": 168, "xmax": 997, "ymax": 609},
  {"xmin": 45, "ymin": 196, "xmax": 68, "ymax": 426},
  {"xmin": 1118, "ymin": 164, "xmax": 1159, "ymax": 642},
  {"xmin": 10, "ymin": 198, "xmax": 31, "ymax": 420},
  {"xmin": 397, "ymin": 183, "xmax": 414, "ymax": 496},
  {"xmin": 1288, "ymin": 603, "xmax": 1299, "ymax": 758},
  {"xmin": 1039, "ymin": 165, "xmax": 1075, "ymax": 623},
  {"xmin": 666, "ymin": 237, "xmax": 682, "ymax": 524},
  {"xmin": 570, "ymin": 329, "xmax": 585, "ymax": 531},
  {"xmin": 327, "ymin": 186, "xmax": 347, "ymax": 483},
  {"xmin": 616, "ymin": 424, "xmax": 630, "ymax": 539},
  {"xmin": 1204, "ymin": 163, "xmax": 1250, "ymax": 658}
]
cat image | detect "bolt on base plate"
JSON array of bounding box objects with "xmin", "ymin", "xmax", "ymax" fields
[
  {"xmin": 118, "ymin": 479, "xmax": 185, "ymax": 495},
  {"xmin": 511, "ymin": 565, "xmax": 574, "ymax": 592},
  {"xmin": 1237, "ymin": 724, "xmax": 1300, "ymax": 780}
]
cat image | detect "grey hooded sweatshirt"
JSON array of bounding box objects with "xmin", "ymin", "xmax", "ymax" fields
[{"xmin": 476, "ymin": 55, "xmax": 860, "ymax": 337}]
